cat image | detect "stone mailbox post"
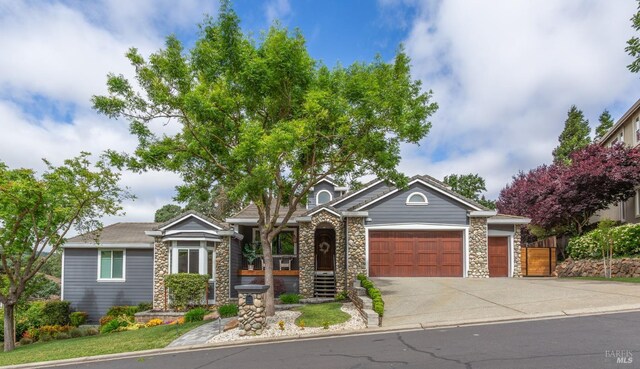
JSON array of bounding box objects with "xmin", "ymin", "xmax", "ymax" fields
[{"xmin": 234, "ymin": 284, "xmax": 270, "ymax": 336}]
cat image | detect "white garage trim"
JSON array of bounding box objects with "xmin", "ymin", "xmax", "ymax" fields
[{"xmin": 365, "ymin": 223, "xmax": 470, "ymax": 278}]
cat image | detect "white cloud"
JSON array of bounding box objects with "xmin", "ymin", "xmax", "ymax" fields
[
  {"xmin": 387, "ymin": 0, "xmax": 640, "ymax": 199},
  {"xmin": 265, "ymin": 0, "xmax": 291, "ymax": 25}
]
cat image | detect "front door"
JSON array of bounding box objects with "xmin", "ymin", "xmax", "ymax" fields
[{"xmin": 315, "ymin": 229, "xmax": 335, "ymax": 271}]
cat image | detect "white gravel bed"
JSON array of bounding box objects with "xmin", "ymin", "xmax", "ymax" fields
[{"xmin": 208, "ymin": 302, "xmax": 365, "ymax": 343}]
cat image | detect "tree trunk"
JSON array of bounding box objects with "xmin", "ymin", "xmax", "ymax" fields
[
  {"xmin": 261, "ymin": 231, "xmax": 276, "ymax": 316},
  {"xmin": 4, "ymin": 303, "xmax": 16, "ymax": 352}
]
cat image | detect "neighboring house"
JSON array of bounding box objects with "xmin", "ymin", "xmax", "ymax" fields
[
  {"xmin": 596, "ymin": 98, "xmax": 640, "ymax": 224},
  {"xmin": 62, "ymin": 174, "xmax": 529, "ymax": 321}
]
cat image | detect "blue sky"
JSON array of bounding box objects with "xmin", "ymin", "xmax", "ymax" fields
[{"xmin": 0, "ymin": 0, "xmax": 639, "ymax": 224}]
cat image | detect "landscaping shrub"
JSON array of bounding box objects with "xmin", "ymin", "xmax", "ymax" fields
[
  {"xmin": 42, "ymin": 300, "xmax": 71, "ymax": 326},
  {"xmin": 145, "ymin": 318, "xmax": 164, "ymax": 327},
  {"xmin": 19, "ymin": 337, "xmax": 33, "ymax": 345},
  {"xmin": 85, "ymin": 327, "xmax": 99, "ymax": 336},
  {"xmin": 100, "ymin": 315, "xmax": 133, "ymax": 334},
  {"xmin": 40, "ymin": 333, "xmax": 53, "ymax": 342},
  {"xmin": 279, "ymin": 293, "xmax": 301, "ymax": 304},
  {"xmin": 217, "ymin": 304, "xmax": 239, "ymax": 318},
  {"xmin": 54, "ymin": 332, "xmax": 70, "ymax": 340},
  {"xmin": 106, "ymin": 305, "xmax": 139, "ymax": 318},
  {"xmin": 136, "ymin": 302, "xmax": 153, "ymax": 312},
  {"xmin": 334, "ymin": 290, "xmax": 348, "ymax": 301},
  {"xmin": 568, "ymin": 223, "xmax": 640, "ymax": 259},
  {"xmin": 99, "ymin": 315, "xmax": 114, "ymax": 326},
  {"xmin": 164, "ymin": 273, "xmax": 209, "ymax": 310},
  {"xmin": 38, "ymin": 325, "xmax": 71, "ymax": 337},
  {"xmin": 23, "ymin": 301, "xmax": 46, "ymax": 328},
  {"xmin": 184, "ymin": 307, "xmax": 208, "ymax": 322},
  {"xmin": 249, "ymin": 276, "xmax": 286, "ymax": 296},
  {"xmin": 70, "ymin": 311, "xmax": 88, "ymax": 327},
  {"xmin": 356, "ymin": 274, "xmax": 385, "ymax": 317},
  {"xmin": 69, "ymin": 327, "xmax": 84, "ymax": 338}
]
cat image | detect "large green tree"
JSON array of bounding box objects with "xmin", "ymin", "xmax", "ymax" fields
[
  {"xmin": 552, "ymin": 105, "xmax": 591, "ymax": 164},
  {"xmin": 93, "ymin": 4, "xmax": 437, "ymax": 315},
  {"xmin": 594, "ymin": 109, "xmax": 615, "ymax": 141},
  {"xmin": 0, "ymin": 154, "xmax": 128, "ymax": 351},
  {"xmin": 443, "ymin": 173, "xmax": 495, "ymax": 209},
  {"xmin": 626, "ymin": 0, "xmax": 640, "ymax": 73}
]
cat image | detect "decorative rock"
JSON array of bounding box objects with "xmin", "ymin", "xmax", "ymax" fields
[
  {"xmin": 235, "ymin": 285, "xmax": 269, "ymax": 336},
  {"xmin": 152, "ymin": 240, "xmax": 170, "ymax": 310},
  {"xmin": 204, "ymin": 312, "xmax": 220, "ymax": 321},
  {"xmin": 215, "ymin": 237, "xmax": 231, "ymax": 305},
  {"xmin": 223, "ymin": 319, "xmax": 239, "ymax": 332},
  {"xmin": 556, "ymin": 258, "xmax": 640, "ymax": 278}
]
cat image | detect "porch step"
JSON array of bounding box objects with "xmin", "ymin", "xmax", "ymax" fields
[{"xmin": 314, "ymin": 274, "xmax": 336, "ymax": 298}]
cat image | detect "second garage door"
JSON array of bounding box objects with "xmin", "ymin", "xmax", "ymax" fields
[{"xmin": 369, "ymin": 230, "xmax": 463, "ymax": 277}]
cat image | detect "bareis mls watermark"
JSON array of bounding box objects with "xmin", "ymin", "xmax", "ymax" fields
[{"xmin": 605, "ymin": 350, "xmax": 633, "ymax": 364}]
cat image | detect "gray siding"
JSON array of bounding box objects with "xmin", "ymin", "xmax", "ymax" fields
[
  {"xmin": 169, "ymin": 217, "xmax": 215, "ymax": 231},
  {"xmin": 334, "ymin": 182, "xmax": 391, "ymax": 211},
  {"xmin": 63, "ymin": 248, "xmax": 153, "ymax": 322},
  {"xmin": 308, "ymin": 180, "xmax": 340, "ymax": 208},
  {"xmin": 230, "ymin": 237, "xmax": 242, "ymax": 298},
  {"xmin": 364, "ymin": 183, "xmax": 470, "ymax": 225},
  {"xmin": 488, "ymin": 224, "xmax": 515, "ymax": 237}
]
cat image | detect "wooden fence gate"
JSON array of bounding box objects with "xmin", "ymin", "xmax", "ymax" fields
[{"xmin": 521, "ymin": 237, "xmax": 557, "ymax": 277}]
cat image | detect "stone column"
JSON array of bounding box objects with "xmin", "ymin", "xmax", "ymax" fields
[
  {"xmin": 298, "ymin": 221, "xmax": 315, "ymax": 298},
  {"xmin": 215, "ymin": 236, "xmax": 231, "ymax": 305},
  {"xmin": 468, "ymin": 217, "xmax": 489, "ymax": 278},
  {"xmin": 512, "ymin": 225, "xmax": 523, "ymax": 277},
  {"xmin": 152, "ymin": 239, "xmax": 169, "ymax": 310},
  {"xmin": 346, "ymin": 217, "xmax": 366, "ymax": 286},
  {"xmin": 235, "ymin": 284, "xmax": 270, "ymax": 336}
]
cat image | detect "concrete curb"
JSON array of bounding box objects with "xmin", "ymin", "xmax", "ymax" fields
[{"xmin": 4, "ymin": 304, "xmax": 640, "ymax": 369}]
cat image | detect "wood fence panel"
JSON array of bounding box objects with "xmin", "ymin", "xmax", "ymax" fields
[{"xmin": 521, "ymin": 245, "xmax": 556, "ymax": 277}]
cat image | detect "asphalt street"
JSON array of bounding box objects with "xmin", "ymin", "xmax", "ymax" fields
[{"xmin": 39, "ymin": 311, "xmax": 640, "ymax": 369}]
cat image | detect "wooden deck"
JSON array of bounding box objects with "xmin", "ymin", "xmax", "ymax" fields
[{"xmin": 237, "ymin": 270, "xmax": 299, "ymax": 276}]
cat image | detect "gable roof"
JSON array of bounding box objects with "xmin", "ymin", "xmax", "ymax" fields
[
  {"xmin": 349, "ymin": 175, "xmax": 488, "ymax": 211},
  {"xmin": 65, "ymin": 222, "xmax": 158, "ymax": 246},
  {"xmin": 598, "ymin": 98, "xmax": 640, "ymax": 145},
  {"xmin": 155, "ymin": 210, "xmax": 226, "ymax": 231},
  {"xmin": 228, "ymin": 204, "xmax": 307, "ymax": 221}
]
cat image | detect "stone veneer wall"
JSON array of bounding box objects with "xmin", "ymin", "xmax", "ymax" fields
[
  {"xmin": 468, "ymin": 217, "xmax": 489, "ymax": 278},
  {"xmin": 215, "ymin": 236, "xmax": 231, "ymax": 305},
  {"xmin": 512, "ymin": 225, "xmax": 523, "ymax": 277},
  {"xmin": 346, "ymin": 217, "xmax": 367, "ymax": 285},
  {"xmin": 152, "ymin": 239, "xmax": 170, "ymax": 310},
  {"xmin": 298, "ymin": 210, "xmax": 345, "ymax": 298},
  {"xmin": 556, "ymin": 258, "xmax": 640, "ymax": 278},
  {"xmin": 237, "ymin": 291, "xmax": 266, "ymax": 336}
]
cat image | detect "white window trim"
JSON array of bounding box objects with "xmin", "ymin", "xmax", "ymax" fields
[
  {"xmin": 611, "ymin": 131, "xmax": 624, "ymax": 147},
  {"xmin": 635, "ymin": 189, "xmax": 640, "ymax": 218},
  {"xmin": 252, "ymin": 228, "xmax": 298, "ymax": 256},
  {"xmin": 97, "ymin": 249, "xmax": 126, "ymax": 282},
  {"xmin": 635, "ymin": 117, "xmax": 640, "ymax": 145},
  {"xmin": 406, "ymin": 192, "xmax": 428, "ymax": 205},
  {"xmin": 316, "ymin": 190, "xmax": 333, "ymax": 205},
  {"xmin": 170, "ymin": 241, "xmax": 216, "ymax": 279}
]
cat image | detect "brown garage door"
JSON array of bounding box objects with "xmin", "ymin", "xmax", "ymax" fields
[
  {"xmin": 369, "ymin": 231, "xmax": 463, "ymax": 277},
  {"xmin": 488, "ymin": 237, "xmax": 509, "ymax": 277}
]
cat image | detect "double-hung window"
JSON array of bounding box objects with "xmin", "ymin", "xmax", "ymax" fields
[
  {"xmin": 177, "ymin": 249, "xmax": 200, "ymax": 273},
  {"xmin": 98, "ymin": 250, "xmax": 125, "ymax": 281}
]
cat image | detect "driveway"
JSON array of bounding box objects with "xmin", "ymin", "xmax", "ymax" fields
[{"xmin": 374, "ymin": 277, "xmax": 640, "ymax": 328}]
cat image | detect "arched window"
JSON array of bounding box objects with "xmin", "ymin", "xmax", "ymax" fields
[
  {"xmin": 316, "ymin": 190, "xmax": 332, "ymax": 205},
  {"xmin": 406, "ymin": 192, "xmax": 428, "ymax": 205}
]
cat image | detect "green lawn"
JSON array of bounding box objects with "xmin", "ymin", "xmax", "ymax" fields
[
  {"xmin": 0, "ymin": 321, "xmax": 207, "ymax": 366},
  {"xmin": 564, "ymin": 276, "xmax": 640, "ymax": 283},
  {"xmin": 294, "ymin": 302, "xmax": 350, "ymax": 327}
]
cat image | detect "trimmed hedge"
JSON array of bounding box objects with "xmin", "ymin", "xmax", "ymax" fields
[
  {"xmin": 42, "ymin": 301, "xmax": 71, "ymax": 326},
  {"xmin": 164, "ymin": 273, "xmax": 209, "ymax": 310},
  {"xmin": 568, "ymin": 223, "xmax": 640, "ymax": 259},
  {"xmin": 70, "ymin": 312, "xmax": 88, "ymax": 327},
  {"xmin": 279, "ymin": 293, "xmax": 301, "ymax": 304},
  {"xmin": 184, "ymin": 307, "xmax": 208, "ymax": 322},
  {"xmin": 356, "ymin": 274, "xmax": 384, "ymax": 317}
]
